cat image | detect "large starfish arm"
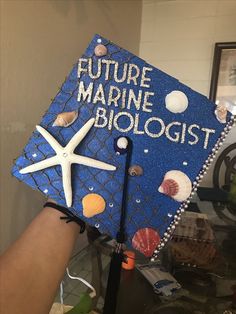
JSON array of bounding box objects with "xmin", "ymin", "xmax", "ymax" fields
[
  {"xmin": 71, "ymin": 154, "xmax": 116, "ymax": 171},
  {"xmin": 36, "ymin": 125, "xmax": 63, "ymax": 153},
  {"xmin": 61, "ymin": 161, "xmax": 72, "ymax": 207},
  {"xmin": 19, "ymin": 156, "xmax": 59, "ymax": 174},
  {"xmin": 65, "ymin": 118, "xmax": 95, "ymax": 153}
]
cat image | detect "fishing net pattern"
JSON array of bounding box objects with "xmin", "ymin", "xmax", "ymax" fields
[
  {"xmin": 12, "ymin": 34, "xmax": 232, "ymax": 251},
  {"xmin": 12, "ymin": 35, "xmax": 172, "ymax": 243}
]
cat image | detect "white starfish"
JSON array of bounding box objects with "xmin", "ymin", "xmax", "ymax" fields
[{"xmin": 20, "ymin": 118, "xmax": 116, "ymax": 207}]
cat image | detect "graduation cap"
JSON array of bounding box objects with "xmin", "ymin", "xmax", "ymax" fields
[{"xmin": 12, "ymin": 34, "xmax": 235, "ymax": 260}]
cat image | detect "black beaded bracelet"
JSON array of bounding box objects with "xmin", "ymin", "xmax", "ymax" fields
[{"xmin": 44, "ymin": 202, "xmax": 86, "ymax": 233}]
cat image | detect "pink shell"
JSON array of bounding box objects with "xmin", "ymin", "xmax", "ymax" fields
[
  {"xmin": 160, "ymin": 179, "xmax": 179, "ymax": 196},
  {"xmin": 94, "ymin": 44, "xmax": 107, "ymax": 57},
  {"xmin": 132, "ymin": 228, "xmax": 160, "ymax": 257}
]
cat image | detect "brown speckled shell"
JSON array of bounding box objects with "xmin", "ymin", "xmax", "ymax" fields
[
  {"xmin": 128, "ymin": 165, "xmax": 143, "ymax": 176},
  {"xmin": 94, "ymin": 44, "xmax": 107, "ymax": 57}
]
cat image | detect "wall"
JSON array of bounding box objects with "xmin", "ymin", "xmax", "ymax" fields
[
  {"xmin": 140, "ymin": 0, "xmax": 236, "ymax": 186},
  {"xmin": 0, "ymin": 0, "xmax": 142, "ymax": 253}
]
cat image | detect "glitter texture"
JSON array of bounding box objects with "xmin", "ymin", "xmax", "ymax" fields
[{"xmin": 12, "ymin": 34, "xmax": 234, "ymax": 260}]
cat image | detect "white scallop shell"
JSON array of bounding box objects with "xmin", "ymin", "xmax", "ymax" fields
[
  {"xmin": 52, "ymin": 111, "xmax": 78, "ymax": 127},
  {"xmin": 165, "ymin": 91, "xmax": 188, "ymax": 113},
  {"xmin": 158, "ymin": 170, "xmax": 192, "ymax": 202}
]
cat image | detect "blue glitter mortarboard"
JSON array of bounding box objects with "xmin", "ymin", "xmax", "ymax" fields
[{"xmin": 12, "ymin": 34, "xmax": 235, "ymax": 259}]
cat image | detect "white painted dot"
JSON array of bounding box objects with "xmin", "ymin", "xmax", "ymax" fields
[
  {"xmin": 89, "ymin": 186, "xmax": 94, "ymax": 191},
  {"xmin": 97, "ymin": 38, "xmax": 102, "ymax": 43},
  {"xmin": 109, "ymin": 203, "xmax": 114, "ymax": 208},
  {"xmin": 44, "ymin": 189, "xmax": 48, "ymax": 194},
  {"xmin": 144, "ymin": 149, "xmax": 149, "ymax": 154},
  {"xmin": 95, "ymin": 223, "xmax": 100, "ymax": 228},
  {"xmin": 32, "ymin": 153, "xmax": 37, "ymax": 158},
  {"xmin": 183, "ymin": 161, "xmax": 188, "ymax": 166},
  {"xmin": 136, "ymin": 199, "xmax": 141, "ymax": 204}
]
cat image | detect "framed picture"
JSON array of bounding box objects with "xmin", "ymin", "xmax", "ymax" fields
[{"xmin": 209, "ymin": 42, "xmax": 236, "ymax": 111}]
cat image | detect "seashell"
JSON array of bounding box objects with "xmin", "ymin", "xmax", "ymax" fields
[
  {"xmin": 128, "ymin": 165, "xmax": 143, "ymax": 176},
  {"xmin": 117, "ymin": 137, "xmax": 128, "ymax": 149},
  {"xmin": 214, "ymin": 104, "xmax": 227, "ymax": 123},
  {"xmin": 114, "ymin": 136, "xmax": 129, "ymax": 154},
  {"xmin": 158, "ymin": 170, "xmax": 192, "ymax": 202},
  {"xmin": 82, "ymin": 193, "xmax": 106, "ymax": 218},
  {"xmin": 158, "ymin": 178, "xmax": 179, "ymax": 196},
  {"xmin": 132, "ymin": 228, "xmax": 160, "ymax": 257},
  {"xmin": 94, "ymin": 44, "xmax": 107, "ymax": 57},
  {"xmin": 165, "ymin": 90, "xmax": 188, "ymax": 113},
  {"xmin": 52, "ymin": 111, "xmax": 78, "ymax": 127}
]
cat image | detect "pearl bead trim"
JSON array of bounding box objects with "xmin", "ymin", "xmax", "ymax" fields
[{"xmin": 150, "ymin": 115, "xmax": 235, "ymax": 262}]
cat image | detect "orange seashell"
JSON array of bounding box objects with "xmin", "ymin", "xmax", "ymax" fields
[
  {"xmin": 159, "ymin": 179, "xmax": 179, "ymax": 196},
  {"xmin": 132, "ymin": 228, "xmax": 160, "ymax": 257},
  {"xmin": 94, "ymin": 44, "xmax": 107, "ymax": 57},
  {"xmin": 82, "ymin": 193, "xmax": 106, "ymax": 218}
]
